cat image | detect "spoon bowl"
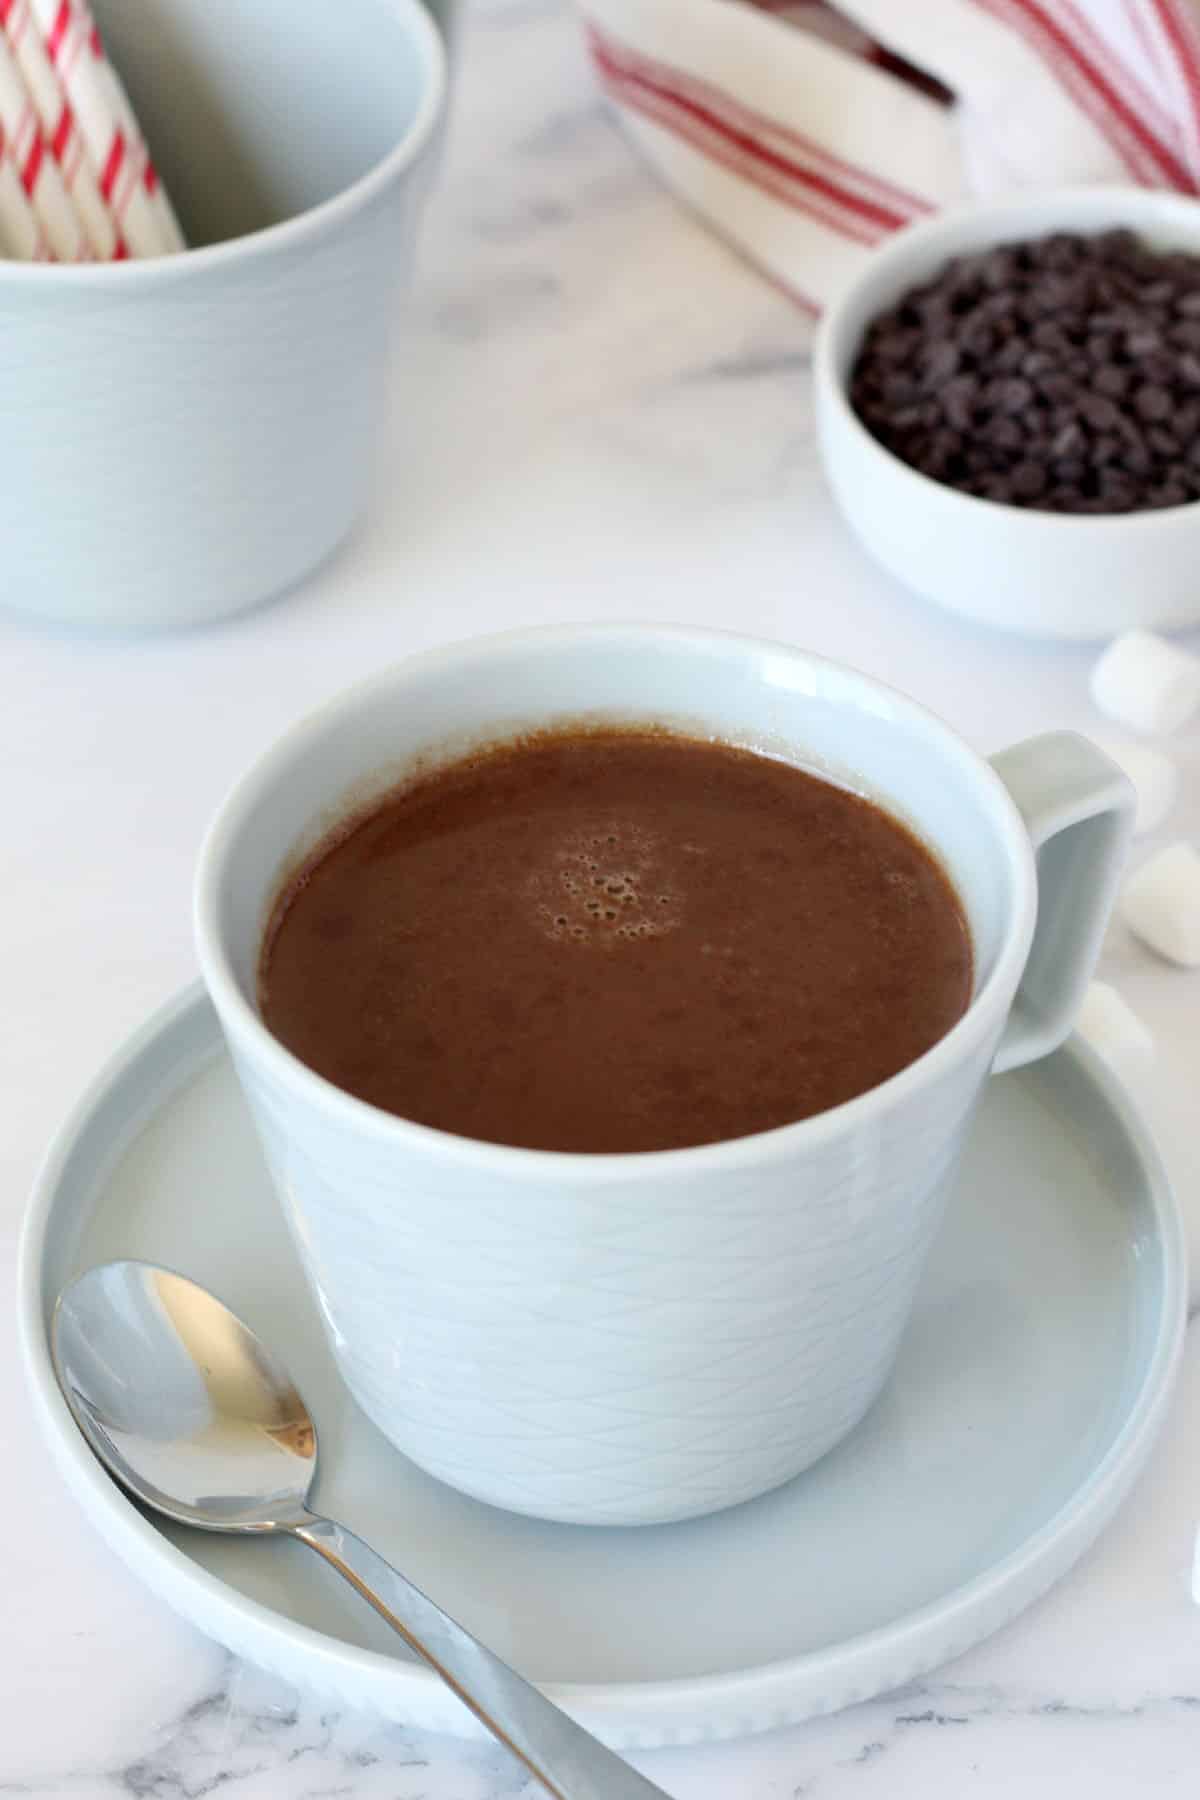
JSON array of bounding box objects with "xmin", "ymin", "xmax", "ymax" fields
[{"xmin": 54, "ymin": 1261, "xmax": 316, "ymax": 1531}]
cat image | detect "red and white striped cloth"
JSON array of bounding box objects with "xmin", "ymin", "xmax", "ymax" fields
[{"xmin": 581, "ymin": 0, "xmax": 1200, "ymax": 310}]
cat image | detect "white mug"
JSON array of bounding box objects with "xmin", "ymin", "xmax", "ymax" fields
[
  {"xmin": 0, "ymin": 0, "xmax": 444, "ymax": 632},
  {"xmin": 195, "ymin": 626, "xmax": 1133, "ymax": 1526}
]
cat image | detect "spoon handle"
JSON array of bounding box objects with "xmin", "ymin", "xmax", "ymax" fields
[{"xmin": 290, "ymin": 1512, "xmax": 673, "ymax": 1800}]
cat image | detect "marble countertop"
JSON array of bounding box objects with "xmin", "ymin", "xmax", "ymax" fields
[{"xmin": 4, "ymin": 0, "xmax": 1200, "ymax": 1792}]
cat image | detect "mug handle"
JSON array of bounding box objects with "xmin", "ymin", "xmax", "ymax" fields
[{"xmin": 989, "ymin": 732, "xmax": 1134, "ymax": 1074}]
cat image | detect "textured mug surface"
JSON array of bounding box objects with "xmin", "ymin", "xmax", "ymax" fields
[
  {"xmin": 195, "ymin": 626, "xmax": 1131, "ymax": 1525},
  {"xmin": 0, "ymin": 0, "xmax": 445, "ymax": 633}
]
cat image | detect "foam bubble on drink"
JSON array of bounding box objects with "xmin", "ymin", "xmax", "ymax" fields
[
  {"xmin": 1091, "ymin": 735, "xmax": 1178, "ymax": 835},
  {"xmin": 1075, "ymin": 981, "xmax": 1154, "ymax": 1069},
  {"xmin": 1090, "ymin": 631, "xmax": 1200, "ymax": 735},
  {"xmin": 529, "ymin": 822, "xmax": 680, "ymax": 944},
  {"xmin": 1120, "ymin": 842, "xmax": 1200, "ymax": 967}
]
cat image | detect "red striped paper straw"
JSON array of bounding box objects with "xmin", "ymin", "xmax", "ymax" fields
[
  {"xmin": 0, "ymin": 21, "xmax": 87, "ymax": 257},
  {"xmin": 78, "ymin": 0, "xmax": 184, "ymax": 252},
  {"xmin": 29, "ymin": 0, "xmax": 183, "ymax": 256},
  {"xmin": 0, "ymin": 116, "xmax": 49, "ymax": 256},
  {"xmin": 0, "ymin": 0, "xmax": 122, "ymax": 257}
]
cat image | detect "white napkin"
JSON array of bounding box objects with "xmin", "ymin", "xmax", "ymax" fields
[{"xmin": 579, "ymin": 0, "xmax": 1200, "ymax": 306}]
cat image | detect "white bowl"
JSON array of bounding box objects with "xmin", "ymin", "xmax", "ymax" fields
[{"xmin": 814, "ymin": 186, "xmax": 1200, "ymax": 642}]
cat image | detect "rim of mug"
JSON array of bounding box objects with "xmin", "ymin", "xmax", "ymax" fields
[
  {"xmin": 194, "ymin": 622, "xmax": 1039, "ymax": 1180},
  {"xmin": 0, "ymin": 0, "xmax": 446, "ymax": 290}
]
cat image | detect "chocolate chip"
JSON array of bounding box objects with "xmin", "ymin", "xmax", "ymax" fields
[
  {"xmin": 1036, "ymin": 371, "xmax": 1076, "ymax": 404},
  {"xmin": 1134, "ymin": 383, "xmax": 1172, "ymax": 422},
  {"xmin": 940, "ymin": 375, "xmax": 978, "ymax": 431},
  {"xmin": 883, "ymin": 373, "xmax": 921, "ymax": 407},
  {"xmin": 997, "ymin": 376, "xmax": 1034, "ymax": 412},
  {"xmin": 1030, "ymin": 320, "xmax": 1069, "ymax": 355},
  {"xmin": 1050, "ymin": 421, "xmax": 1084, "ymax": 458},
  {"xmin": 1093, "ymin": 365, "xmax": 1130, "ymax": 398},
  {"xmin": 922, "ymin": 341, "xmax": 961, "ymax": 383},
  {"xmin": 983, "ymin": 415, "xmax": 1025, "ymax": 452},
  {"xmin": 960, "ymin": 321, "xmax": 995, "ymax": 359},
  {"xmin": 1099, "ymin": 472, "xmax": 1138, "ymax": 510},
  {"xmin": 871, "ymin": 327, "xmax": 918, "ymax": 368},
  {"xmin": 1077, "ymin": 393, "xmax": 1121, "ymax": 432},
  {"xmin": 1010, "ymin": 461, "xmax": 1047, "ymax": 499},
  {"xmin": 980, "ymin": 248, "xmax": 1018, "ymax": 290}
]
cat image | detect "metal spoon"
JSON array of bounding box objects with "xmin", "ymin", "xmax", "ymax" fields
[{"xmin": 52, "ymin": 1260, "xmax": 672, "ymax": 1800}]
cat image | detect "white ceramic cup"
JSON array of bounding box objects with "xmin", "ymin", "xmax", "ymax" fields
[
  {"xmin": 0, "ymin": 0, "xmax": 445, "ymax": 633},
  {"xmin": 195, "ymin": 626, "xmax": 1133, "ymax": 1526}
]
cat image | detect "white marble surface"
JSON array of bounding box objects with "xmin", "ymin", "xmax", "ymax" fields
[{"xmin": 4, "ymin": 0, "xmax": 1200, "ymax": 1791}]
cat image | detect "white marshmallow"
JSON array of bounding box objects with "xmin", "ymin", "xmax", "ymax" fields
[
  {"xmin": 1121, "ymin": 843, "xmax": 1200, "ymax": 967},
  {"xmin": 1091, "ymin": 736, "xmax": 1179, "ymax": 835},
  {"xmin": 1075, "ymin": 981, "xmax": 1154, "ymax": 1068},
  {"xmin": 1090, "ymin": 631, "xmax": 1200, "ymax": 736}
]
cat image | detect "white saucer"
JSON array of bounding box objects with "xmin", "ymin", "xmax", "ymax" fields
[{"xmin": 19, "ymin": 986, "xmax": 1186, "ymax": 1749}]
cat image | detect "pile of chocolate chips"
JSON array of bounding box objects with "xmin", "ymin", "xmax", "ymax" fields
[{"xmin": 849, "ymin": 229, "xmax": 1200, "ymax": 513}]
